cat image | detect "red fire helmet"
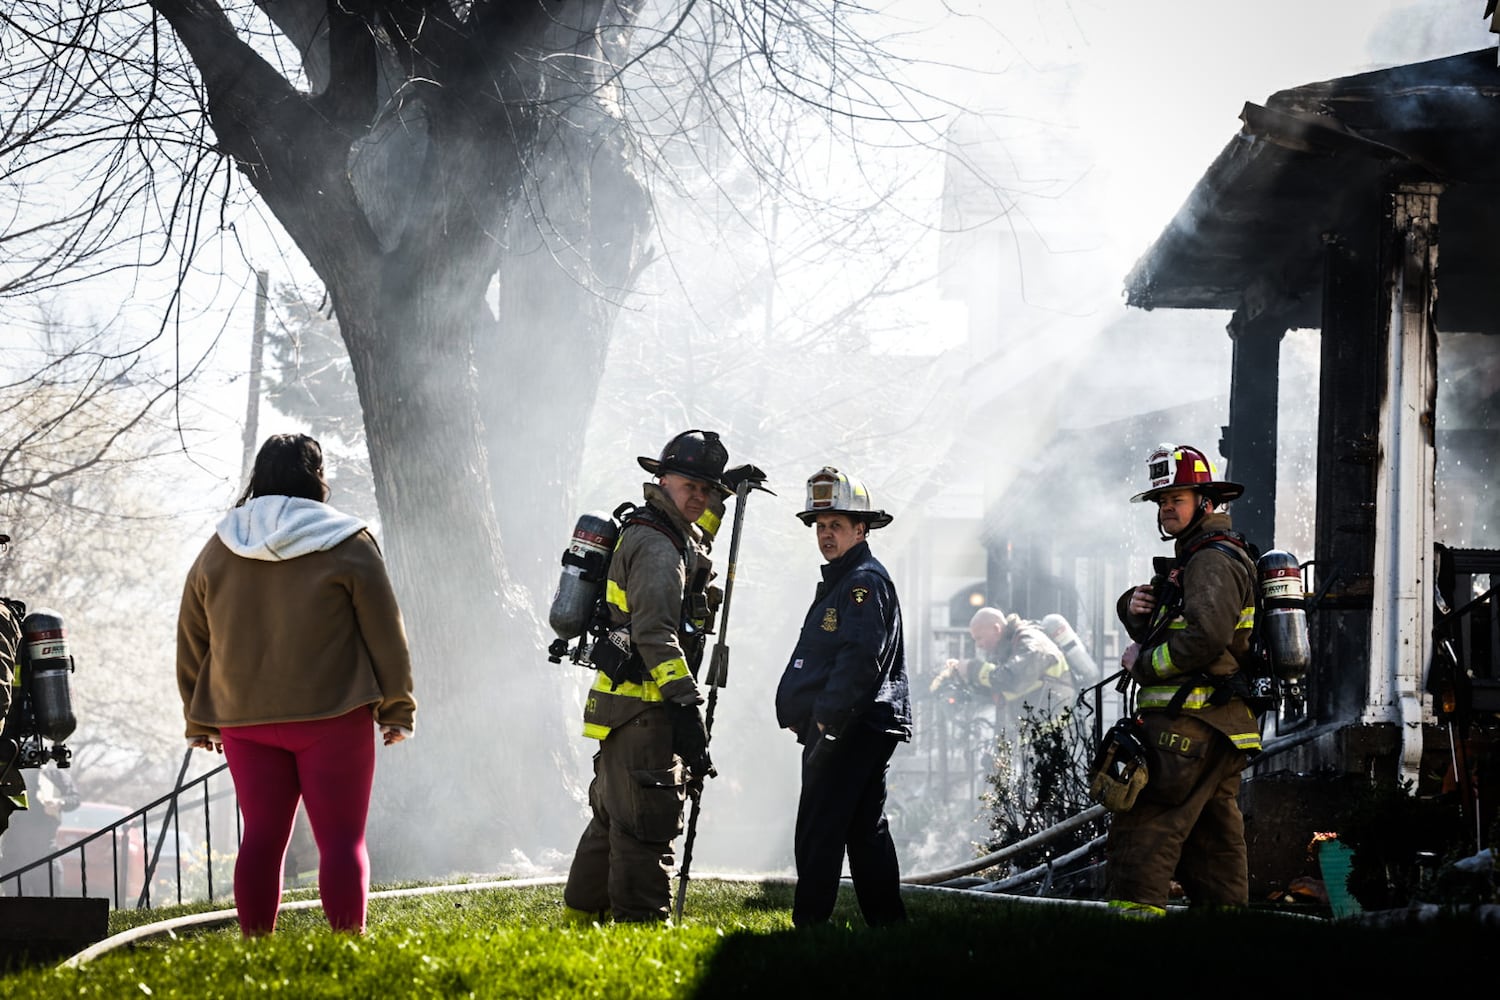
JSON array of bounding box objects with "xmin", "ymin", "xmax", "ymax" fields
[{"xmin": 1129, "ymin": 443, "xmax": 1244, "ymax": 504}]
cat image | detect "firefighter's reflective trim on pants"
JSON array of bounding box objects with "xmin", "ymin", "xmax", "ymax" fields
[
  {"xmin": 1108, "ymin": 899, "xmax": 1166, "ymax": 918},
  {"xmin": 582, "ymin": 674, "xmax": 666, "ymax": 740}
]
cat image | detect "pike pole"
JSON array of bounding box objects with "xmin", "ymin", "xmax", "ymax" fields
[{"xmin": 673, "ymin": 469, "xmax": 771, "ymax": 922}]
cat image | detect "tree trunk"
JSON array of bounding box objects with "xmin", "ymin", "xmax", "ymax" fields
[
  {"xmin": 147, "ymin": 0, "xmax": 651, "ymax": 877},
  {"xmin": 483, "ymin": 111, "xmax": 653, "ymax": 596}
]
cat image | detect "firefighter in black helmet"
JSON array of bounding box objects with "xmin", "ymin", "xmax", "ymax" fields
[
  {"xmin": 775, "ymin": 467, "xmax": 911, "ymax": 927},
  {"xmin": 562, "ymin": 429, "xmax": 729, "ymax": 924},
  {"xmin": 1105, "ymin": 443, "xmax": 1261, "ymax": 916}
]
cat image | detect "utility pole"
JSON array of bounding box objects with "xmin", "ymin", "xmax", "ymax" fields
[{"xmin": 240, "ymin": 269, "xmax": 269, "ymax": 490}]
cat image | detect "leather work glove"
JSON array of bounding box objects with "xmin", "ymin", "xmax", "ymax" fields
[
  {"xmin": 928, "ymin": 659, "xmax": 965, "ymax": 693},
  {"xmin": 667, "ymin": 702, "xmax": 716, "ymax": 781}
]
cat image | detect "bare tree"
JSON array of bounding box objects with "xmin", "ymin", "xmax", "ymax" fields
[
  {"xmin": 1, "ymin": 1, "xmax": 945, "ymax": 876},
  {"xmin": 0, "ymin": 326, "xmax": 213, "ymax": 805}
]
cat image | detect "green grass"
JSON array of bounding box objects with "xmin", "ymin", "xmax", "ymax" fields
[{"xmin": 0, "ymin": 879, "xmax": 1492, "ymax": 998}]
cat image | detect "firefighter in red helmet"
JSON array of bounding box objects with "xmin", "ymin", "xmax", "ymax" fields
[{"xmin": 1101, "ymin": 443, "xmax": 1262, "ymax": 916}]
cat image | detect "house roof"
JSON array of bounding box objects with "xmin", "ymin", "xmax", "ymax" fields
[{"xmin": 1124, "ymin": 47, "xmax": 1500, "ymax": 334}]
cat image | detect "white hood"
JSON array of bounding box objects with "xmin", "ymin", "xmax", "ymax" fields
[{"xmin": 216, "ymin": 495, "xmax": 368, "ymax": 562}]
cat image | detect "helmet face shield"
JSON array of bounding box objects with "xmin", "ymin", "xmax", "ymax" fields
[
  {"xmin": 808, "ymin": 475, "xmax": 839, "ymax": 511},
  {"xmin": 796, "ymin": 466, "xmax": 893, "ymax": 529},
  {"xmin": 1146, "ymin": 454, "xmax": 1172, "ymax": 485}
]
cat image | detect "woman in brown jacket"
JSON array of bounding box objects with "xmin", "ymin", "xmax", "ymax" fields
[{"xmin": 177, "ymin": 434, "xmax": 416, "ymax": 936}]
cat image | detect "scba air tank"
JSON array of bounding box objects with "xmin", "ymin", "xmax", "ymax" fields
[
  {"xmin": 549, "ymin": 512, "xmax": 619, "ymax": 643},
  {"xmin": 1255, "ymin": 549, "xmax": 1311, "ymax": 679},
  {"xmin": 1041, "ymin": 613, "xmax": 1100, "ymax": 685},
  {"xmin": 22, "ymin": 609, "xmax": 76, "ymax": 743}
]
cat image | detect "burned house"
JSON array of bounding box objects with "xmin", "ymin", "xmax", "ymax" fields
[
  {"xmin": 909, "ymin": 45, "xmax": 1500, "ymax": 892},
  {"xmin": 1122, "ymin": 46, "xmax": 1500, "ymax": 862}
]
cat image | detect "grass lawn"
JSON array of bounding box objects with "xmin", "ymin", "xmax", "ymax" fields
[{"xmin": 0, "ymin": 877, "xmax": 1491, "ymax": 998}]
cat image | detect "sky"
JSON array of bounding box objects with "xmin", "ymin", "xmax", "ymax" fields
[
  {"xmin": 5, "ymin": 0, "xmax": 1497, "ymax": 879},
  {"xmin": 162, "ymin": 0, "xmax": 1496, "ymax": 508}
]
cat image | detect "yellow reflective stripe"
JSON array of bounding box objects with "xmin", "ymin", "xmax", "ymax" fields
[
  {"xmin": 1135, "ymin": 684, "xmax": 1216, "ymax": 710},
  {"xmin": 605, "ymin": 580, "xmax": 628, "ymax": 612},
  {"xmin": 581, "ymin": 675, "xmax": 666, "ymax": 740},
  {"xmin": 976, "ymin": 661, "xmax": 998, "ymax": 687},
  {"xmin": 650, "ymin": 656, "xmax": 691, "ymax": 686},
  {"xmin": 1148, "ymin": 644, "xmax": 1175, "ymax": 677},
  {"xmin": 1237, "ymin": 605, "xmax": 1254, "ymax": 630},
  {"xmin": 697, "ymin": 507, "xmax": 721, "ymax": 538},
  {"xmin": 1228, "ymin": 731, "xmax": 1263, "ymax": 752},
  {"xmin": 1109, "ymin": 899, "xmax": 1166, "ymax": 917},
  {"xmin": 588, "ymin": 671, "xmax": 665, "ymax": 703}
]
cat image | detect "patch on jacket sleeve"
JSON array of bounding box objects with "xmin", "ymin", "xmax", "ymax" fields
[
  {"xmin": 851, "ymin": 587, "xmax": 869, "ymax": 605},
  {"xmin": 821, "ymin": 608, "xmax": 839, "ymax": 632}
]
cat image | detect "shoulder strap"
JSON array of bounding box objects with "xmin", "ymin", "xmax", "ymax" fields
[
  {"xmin": 1184, "ymin": 529, "xmax": 1248, "ymax": 559},
  {"xmin": 614, "ymin": 500, "xmax": 687, "ymax": 553},
  {"xmin": 1184, "ymin": 530, "xmax": 1257, "ymax": 587}
]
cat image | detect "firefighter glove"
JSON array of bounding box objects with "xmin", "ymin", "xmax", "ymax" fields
[
  {"xmin": 659, "ymin": 674, "xmax": 704, "ymax": 707},
  {"xmin": 929, "ymin": 659, "xmax": 965, "ymax": 693},
  {"xmin": 668, "ymin": 702, "xmax": 715, "ymax": 780}
]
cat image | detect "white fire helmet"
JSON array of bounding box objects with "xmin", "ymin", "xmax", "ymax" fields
[{"xmin": 795, "ymin": 467, "xmax": 894, "ymax": 529}]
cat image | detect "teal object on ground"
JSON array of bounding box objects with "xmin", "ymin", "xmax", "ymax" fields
[{"xmin": 1318, "ymin": 838, "xmax": 1362, "ymax": 918}]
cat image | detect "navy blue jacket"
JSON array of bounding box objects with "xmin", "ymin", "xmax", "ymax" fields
[{"xmin": 775, "ymin": 540, "xmax": 912, "ymax": 745}]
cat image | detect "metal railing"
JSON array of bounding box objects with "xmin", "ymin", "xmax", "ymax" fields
[{"xmin": 0, "ymin": 758, "xmax": 242, "ymax": 910}]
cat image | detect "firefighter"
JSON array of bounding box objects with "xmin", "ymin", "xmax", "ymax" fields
[
  {"xmin": 1108, "ymin": 443, "xmax": 1263, "ymax": 916},
  {"xmin": 929, "ymin": 606, "xmax": 1075, "ymax": 731},
  {"xmin": 775, "ymin": 467, "xmax": 911, "ymax": 927},
  {"xmin": 0, "ymin": 595, "xmax": 25, "ymax": 834},
  {"xmin": 561, "ymin": 429, "xmax": 727, "ymax": 924}
]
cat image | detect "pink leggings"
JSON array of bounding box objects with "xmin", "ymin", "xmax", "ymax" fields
[{"xmin": 220, "ymin": 707, "xmax": 376, "ymax": 935}]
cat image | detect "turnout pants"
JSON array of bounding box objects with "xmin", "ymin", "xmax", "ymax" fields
[
  {"xmin": 1105, "ymin": 713, "xmax": 1249, "ymax": 910},
  {"xmin": 793, "ymin": 724, "xmax": 906, "ymax": 927},
  {"xmin": 564, "ymin": 708, "xmax": 686, "ymax": 922}
]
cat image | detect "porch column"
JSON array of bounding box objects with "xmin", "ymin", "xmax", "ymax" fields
[{"xmin": 1365, "ymin": 182, "xmax": 1441, "ymax": 790}]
